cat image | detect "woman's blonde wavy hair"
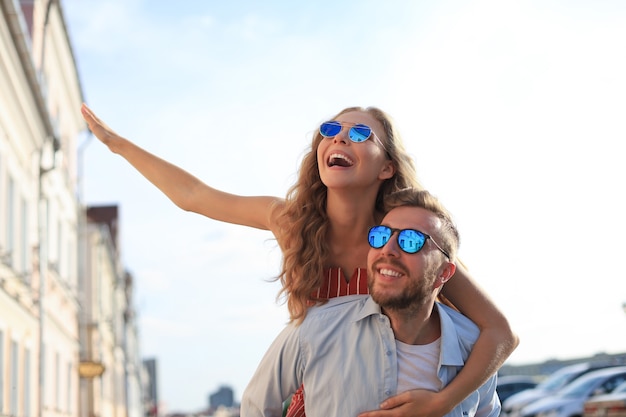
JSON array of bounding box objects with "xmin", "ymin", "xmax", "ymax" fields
[{"xmin": 272, "ymin": 106, "xmax": 423, "ymax": 323}]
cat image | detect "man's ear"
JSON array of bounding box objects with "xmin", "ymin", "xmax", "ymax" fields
[
  {"xmin": 436, "ymin": 262, "xmax": 456, "ymax": 288},
  {"xmin": 378, "ymin": 160, "xmax": 395, "ymax": 180}
]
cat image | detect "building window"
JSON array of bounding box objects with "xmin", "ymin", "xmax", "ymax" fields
[
  {"xmin": 0, "ymin": 152, "xmax": 3, "ymax": 241},
  {"xmin": 57, "ymin": 219, "xmax": 63, "ymax": 277},
  {"xmin": 55, "ymin": 351, "xmax": 60, "ymax": 409},
  {"xmin": 66, "ymin": 363, "xmax": 72, "ymax": 413},
  {"xmin": 41, "ymin": 343, "xmax": 46, "ymax": 408},
  {"xmin": 24, "ymin": 348, "xmax": 31, "ymax": 417},
  {"xmin": 6, "ymin": 176, "xmax": 15, "ymax": 267},
  {"xmin": 0, "ymin": 330, "xmax": 4, "ymax": 410},
  {"xmin": 10, "ymin": 340, "xmax": 19, "ymax": 416},
  {"xmin": 21, "ymin": 197, "xmax": 29, "ymax": 282}
]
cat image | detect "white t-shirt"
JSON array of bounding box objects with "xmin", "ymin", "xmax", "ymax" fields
[{"xmin": 396, "ymin": 337, "xmax": 442, "ymax": 393}]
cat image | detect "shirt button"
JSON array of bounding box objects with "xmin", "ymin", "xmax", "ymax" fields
[
  {"xmin": 386, "ymin": 351, "xmax": 391, "ymax": 356},
  {"xmin": 385, "ymin": 390, "xmax": 391, "ymax": 396}
]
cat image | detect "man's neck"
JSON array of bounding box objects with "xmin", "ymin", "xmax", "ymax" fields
[{"xmin": 384, "ymin": 304, "xmax": 441, "ymax": 345}]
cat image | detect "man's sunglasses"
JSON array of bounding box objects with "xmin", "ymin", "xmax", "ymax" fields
[
  {"xmin": 319, "ymin": 121, "xmax": 388, "ymax": 152},
  {"xmin": 368, "ymin": 225, "xmax": 450, "ymax": 259}
]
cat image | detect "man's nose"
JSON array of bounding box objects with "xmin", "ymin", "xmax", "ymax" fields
[{"xmin": 380, "ymin": 237, "xmax": 401, "ymax": 257}]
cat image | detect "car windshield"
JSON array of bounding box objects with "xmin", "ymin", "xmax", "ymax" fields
[
  {"xmin": 612, "ymin": 381, "xmax": 626, "ymax": 394},
  {"xmin": 538, "ymin": 369, "xmax": 582, "ymax": 391},
  {"xmin": 559, "ymin": 375, "xmax": 604, "ymax": 397}
]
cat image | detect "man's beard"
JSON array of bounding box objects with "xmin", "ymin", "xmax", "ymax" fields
[{"xmin": 369, "ymin": 260, "xmax": 438, "ymax": 312}]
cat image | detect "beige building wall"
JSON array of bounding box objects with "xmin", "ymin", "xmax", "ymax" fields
[
  {"xmin": 1, "ymin": 0, "xmax": 83, "ymax": 416},
  {"xmin": 81, "ymin": 206, "xmax": 147, "ymax": 417},
  {"xmin": 81, "ymin": 213, "xmax": 131, "ymax": 417},
  {"xmin": 2, "ymin": 2, "xmax": 145, "ymax": 417},
  {"xmin": 123, "ymin": 273, "xmax": 145, "ymax": 417},
  {"xmin": 1, "ymin": 0, "xmax": 56, "ymax": 416}
]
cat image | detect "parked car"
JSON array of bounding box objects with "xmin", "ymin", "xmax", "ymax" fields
[
  {"xmin": 498, "ymin": 375, "xmax": 539, "ymax": 402},
  {"xmin": 583, "ymin": 379, "xmax": 626, "ymax": 417},
  {"xmin": 502, "ymin": 362, "xmax": 620, "ymax": 417},
  {"xmin": 519, "ymin": 366, "xmax": 626, "ymax": 417}
]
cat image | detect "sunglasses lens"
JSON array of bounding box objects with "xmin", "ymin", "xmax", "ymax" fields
[
  {"xmin": 397, "ymin": 229, "xmax": 426, "ymax": 254},
  {"xmin": 368, "ymin": 226, "xmax": 391, "ymax": 249},
  {"xmin": 349, "ymin": 124, "xmax": 372, "ymax": 142},
  {"xmin": 320, "ymin": 121, "xmax": 342, "ymax": 137}
]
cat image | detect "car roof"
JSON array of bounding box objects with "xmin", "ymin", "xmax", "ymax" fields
[
  {"xmin": 535, "ymin": 362, "xmax": 623, "ymax": 389},
  {"xmin": 502, "ymin": 363, "xmax": 626, "ymax": 408},
  {"xmin": 558, "ymin": 366, "xmax": 626, "ymax": 394},
  {"xmin": 522, "ymin": 367, "xmax": 626, "ymax": 414},
  {"xmin": 573, "ymin": 366, "xmax": 626, "ymax": 381}
]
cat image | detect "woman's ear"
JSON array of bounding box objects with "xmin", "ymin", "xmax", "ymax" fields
[{"xmin": 378, "ymin": 160, "xmax": 396, "ymax": 180}]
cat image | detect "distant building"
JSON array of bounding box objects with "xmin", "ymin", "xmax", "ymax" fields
[
  {"xmin": 209, "ymin": 385, "xmax": 235, "ymax": 409},
  {"xmin": 79, "ymin": 205, "xmax": 145, "ymax": 417},
  {"xmin": 144, "ymin": 358, "xmax": 160, "ymax": 416}
]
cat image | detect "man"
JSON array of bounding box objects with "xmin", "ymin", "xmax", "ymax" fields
[{"xmin": 241, "ymin": 188, "xmax": 500, "ymax": 417}]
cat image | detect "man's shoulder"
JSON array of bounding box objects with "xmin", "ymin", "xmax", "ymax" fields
[
  {"xmin": 437, "ymin": 302, "xmax": 478, "ymax": 325},
  {"xmin": 437, "ymin": 302, "xmax": 480, "ymax": 341}
]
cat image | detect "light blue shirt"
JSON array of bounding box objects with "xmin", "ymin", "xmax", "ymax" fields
[{"xmin": 241, "ymin": 295, "xmax": 500, "ymax": 417}]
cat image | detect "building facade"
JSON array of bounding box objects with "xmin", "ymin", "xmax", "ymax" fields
[
  {"xmin": 143, "ymin": 359, "xmax": 159, "ymax": 417},
  {"xmin": 79, "ymin": 206, "xmax": 145, "ymax": 417},
  {"xmin": 209, "ymin": 386, "xmax": 234, "ymax": 410},
  {"xmin": 1, "ymin": 0, "xmax": 82, "ymax": 416},
  {"xmin": 0, "ymin": 1, "xmax": 146, "ymax": 417}
]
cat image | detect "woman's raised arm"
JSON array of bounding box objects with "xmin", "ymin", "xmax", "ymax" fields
[{"xmin": 81, "ymin": 104, "xmax": 281, "ymax": 230}]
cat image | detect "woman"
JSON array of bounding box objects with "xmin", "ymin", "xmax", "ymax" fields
[{"xmin": 81, "ymin": 104, "xmax": 518, "ymax": 416}]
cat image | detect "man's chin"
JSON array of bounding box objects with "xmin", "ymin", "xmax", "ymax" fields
[{"xmin": 371, "ymin": 291, "xmax": 412, "ymax": 310}]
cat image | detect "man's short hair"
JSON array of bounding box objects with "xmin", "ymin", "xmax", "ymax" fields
[{"xmin": 384, "ymin": 188, "xmax": 460, "ymax": 261}]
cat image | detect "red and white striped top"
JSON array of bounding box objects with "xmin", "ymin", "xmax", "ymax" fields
[{"xmin": 311, "ymin": 267, "xmax": 369, "ymax": 300}]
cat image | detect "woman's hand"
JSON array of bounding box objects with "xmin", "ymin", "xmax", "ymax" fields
[
  {"xmin": 81, "ymin": 103, "xmax": 125, "ymax": 153},
  {"xmin": 358, "ymin": 389, "xmax": 452, "ymax": 417}
]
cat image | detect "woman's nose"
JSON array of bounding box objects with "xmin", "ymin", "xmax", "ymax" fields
[{"xmin": 332, "ymin": 128, "xmax": 349, "ymax": 144}]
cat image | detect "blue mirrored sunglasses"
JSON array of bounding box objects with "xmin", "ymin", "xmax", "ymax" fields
[
  {"xmin": 319, "ymin": 121, "xmax": 389, "ymax": 155},
  {"xmin": 368, "ymin": 225, "xmax": 450, "ymax": 259},
  {"xmin": 320, "ymin": 120, "xmax": 374, "ymax": 143}
]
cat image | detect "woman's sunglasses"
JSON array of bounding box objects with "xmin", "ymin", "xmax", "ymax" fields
[
  {"xmin": 319, "ymin": 121, "xmax": 388, "ymax": 152},
  {"xmin": 368, "ymin": 225, "xmax": 450, "ymax": 259}
]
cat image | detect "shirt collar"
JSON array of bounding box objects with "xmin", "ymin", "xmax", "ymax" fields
[
  {"xmin": 436, "ymin": 303, "xmax": 466, "ymax": 367},
  {"xmin": 355, "ymin": 296, "xmax": 383, "ymax": 322},
  {"xmin": 356, "ymin": 297, "xmax": 466, "ymax": 367}
]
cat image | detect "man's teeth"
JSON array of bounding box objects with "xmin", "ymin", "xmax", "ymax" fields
[{"xmin": 379, "ymin": 268, "xmax": 401, "ymax": 277}]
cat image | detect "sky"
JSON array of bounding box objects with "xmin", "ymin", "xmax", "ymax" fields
[{"xmin": 62, "ymin": 0, "xmax": 626, "ymax": 412}]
